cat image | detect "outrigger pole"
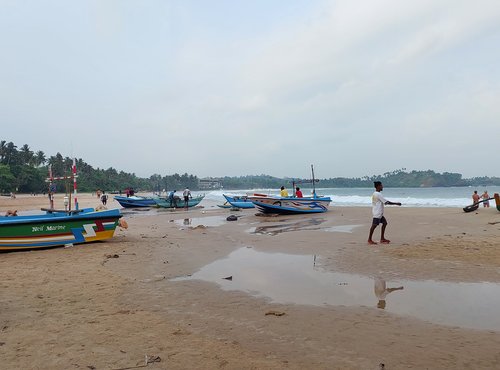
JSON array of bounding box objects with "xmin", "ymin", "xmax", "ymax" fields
[{"xmin": 45, "ymin": 158, "xmax": 79, "ymax": 211}]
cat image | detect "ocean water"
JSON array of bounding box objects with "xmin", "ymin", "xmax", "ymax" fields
[{"xmin": 199, "ymin": 186, "xmax": 500, "ymax": 208}]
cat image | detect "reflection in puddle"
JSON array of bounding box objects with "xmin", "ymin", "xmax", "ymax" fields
[
  {"xmin": 324, "ymin": 224, "xmax": 363, "ymax": 233},
  {"xmin": 250, "ymin": 218, "xmax": 326, "ymax": 235},
  {"xmin": 174, "ymin": 216, "xmax": 227, "ymax": 228},
  {"xmin": 174, "ymin": 248, "xmax": 500, "ymax": 331}
]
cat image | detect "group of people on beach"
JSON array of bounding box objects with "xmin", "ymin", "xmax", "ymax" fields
[
  {"xmin": 472, "ymin": 190, "xmax": 491, "ymax": 207},
  {"xmin": 167, "ymin": 188, "xmax": 192, "ymax": 210}
]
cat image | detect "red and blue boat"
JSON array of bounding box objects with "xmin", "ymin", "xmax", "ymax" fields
[
  {"xmin": 0, "ymin": 208, "xmax": 122, "ymax": 251},
  {"xmin": 248, "ymin": 195, "xmax": 331, "ymax": 214}
]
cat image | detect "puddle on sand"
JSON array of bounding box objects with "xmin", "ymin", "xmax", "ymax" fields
[
  {"xmin": 175, "ymin": 215, "xmax": 228, "ymax": 228},
  {"xmin": 173, "ymin": 248, "xmax": 500, "ymax": 331},
  {"xmin": 249, "ymin": 218, "xmax": 326, "ymax": 236},
  {"xmin": 120, "ymin": 208, "xmax": 158, "ymax": 217},
  {"xmin": 324, "ymin": 224, "xmax": 363, "ymax": 233}
]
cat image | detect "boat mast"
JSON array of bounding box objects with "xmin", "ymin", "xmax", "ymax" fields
[{"xmin": 311, "ymin": 164, "xmax": 316, "ymax": 198}]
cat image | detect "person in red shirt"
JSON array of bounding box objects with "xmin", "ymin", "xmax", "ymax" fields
[{"xmin": 295, "ymin": 187, "xmax": 303, "ymax": 198}]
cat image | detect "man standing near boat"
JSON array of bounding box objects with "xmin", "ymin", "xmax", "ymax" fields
[
  {"xmin": 168, "ymin": 190, "xmax": 177, "ymax": 208},
  {"xmin": 183, "ymin": 188, "xmax": 192, "ymax": 210},
  {"xmin": 368, "ymin": 181, "xmax": 401, "ymax": 245}
]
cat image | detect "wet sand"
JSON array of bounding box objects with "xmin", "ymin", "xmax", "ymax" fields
[{"xmin": 1, "ymin": 193, "xmax": 500, "ymax": 369}]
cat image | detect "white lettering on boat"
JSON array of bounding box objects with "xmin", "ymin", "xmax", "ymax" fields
[
  {"xmin": 32, "ymin": 225, "xmax": 67, "ymax": 232},
  {"xmin": 46, "ymin": 225, "xmax": 66, "ymax": 231}
]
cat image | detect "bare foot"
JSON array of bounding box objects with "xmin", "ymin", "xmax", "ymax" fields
[
  {"xmin": 380, "ymin": 239, "xmax": 391, "ymax": 244},
  {"xmin": 368, "ymin": 240, "xmax": 378, "ymax": 245}
]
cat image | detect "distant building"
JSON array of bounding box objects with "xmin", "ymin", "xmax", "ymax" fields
[{"xmin": 198, "ymin": 178, "xmax": 222, "ymax": 189}]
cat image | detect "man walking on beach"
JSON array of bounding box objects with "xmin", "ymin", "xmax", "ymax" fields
[{"xmin": 368, "ymin": 181, "xmax": 401, "ymax": 245}]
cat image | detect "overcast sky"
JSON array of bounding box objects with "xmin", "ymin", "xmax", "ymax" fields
[{"xmin": 1, "ymin": 0, "xmax": 499, "ymax": 179}]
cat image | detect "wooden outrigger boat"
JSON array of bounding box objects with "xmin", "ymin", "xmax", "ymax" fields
[
  {"xmin": 154, "ymin": 195, "xmax": 205, "ymax": 209},
  {"xmin": 223, "ymin": 194, "xmax": 255, "ymax": 209},
  {"xmin": 0, "ymin": 208, "xmax": 122, "ymax": 251},
  {"xmin": 248, "ymin": 165, "xmax": 331, "ymax": 214},
  {"xmin": 114, "ymin": 195, "xmax": 157, "ymax": 208},
  {"xmin": 463, "ymin": 194, "xmax": 499, "ymax": 213}
]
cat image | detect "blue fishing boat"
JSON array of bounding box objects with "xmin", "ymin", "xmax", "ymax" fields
[
  {"xmin": 114, "ymin": 195, "xmax": 157, "ymax": 208},
  {"xmin": 223, "ymin": 194, "xmax": 255, "ymax": 209},
  {"xmin": 0, "ymin": 208, "xmax": 122, "ymax": 251},
  {"xmin": 248, "ymin": 195, "xmax": 331, "ymax": 214},
  {"xmin": 248, "ymin": 165, "xmax": 331, "ymax": 214}
]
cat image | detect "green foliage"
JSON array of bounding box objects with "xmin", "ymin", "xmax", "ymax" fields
[
  {"xmin": 0, "ymin": 164, "xmax": 16, "ymax": 192},
  {"xmin": 1, "ymin": 140, "xmax": 499, "ymax": 192}
]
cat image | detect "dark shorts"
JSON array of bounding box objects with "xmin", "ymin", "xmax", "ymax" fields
[
  {"xmin": 184, "ymin": 196, "xmax": 189, "ymax": 202},
  {"xmin": 372, "ymin": 216, "xmax": 387, "ymax": 226}
]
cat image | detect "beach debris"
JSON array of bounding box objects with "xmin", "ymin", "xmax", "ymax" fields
[
  {"xmin": 226, "ymin": 215, "xmax": 238, "ymax": 221},
  {"xmin": 265, "ymin": 310, "xmax": 286, "ymax": 316},
  {"xmin": 140, "ymin": 275, "xmax": 166, "ymax": 283},
  {"xmin": 105, "ymin": 254, "xmax": 120, "ymax": 259},
  {"xmin": 118, "ymin": 219, "xmax": 129, "ymax": 229},
  {"xmin": 87, "ymin": 366, "xmax": 96, "ymax": 370},
  {"xmin": 111, "ymin": 354, "xmax": 161, "ymax": 370},
  {"xmin": 222, "ymin": 275, "xmax": 233, "ymax": 281},
  {"xmin": 4, "ymin": 209, "xmax": 17, "ymax": 217},
  {"xmin": 0, "ymin": 342, "xmax": 5, "ymax": 346},
  {"xmin": 191, "ymin": 225, "xmax": 207, "ymax": 230},
  {"xmin": 379, "ymin": 363, "xmax": 385, "ymax": 369}
]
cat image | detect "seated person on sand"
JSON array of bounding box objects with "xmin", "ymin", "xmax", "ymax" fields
[
  {"xmin": 5, "ymin": 210, "xmax": 18, "ymax": 217},
  {"xmin": 374, "ymin": 277, "xmax": 404, "ymax": 309}
]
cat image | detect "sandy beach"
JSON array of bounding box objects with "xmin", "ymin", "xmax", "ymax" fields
[{"xmin": 1, "ymin": 193, "xmax": 500, "ymax": 369}]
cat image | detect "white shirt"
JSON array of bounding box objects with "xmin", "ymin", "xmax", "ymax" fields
[
  {"xmin": 372, "ymin": 191, "xmax": 387, "ymax": 218},
  {"xmin": 183, "ymin": 189, "xmax": 190, "ymax": 197}
]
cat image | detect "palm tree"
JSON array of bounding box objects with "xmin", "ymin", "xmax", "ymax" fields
[
  {"xmin": 35, "ymin": 151, "xmax": 46, "ymax": 167},
  {"xmin": 4, "ymin": 142, "xmax": 17, "ymax": 165},
  {"xmin": 20, "ymin": 144, "xmax": 34, "ymax": 166},
  {"xmin": 0, "ymin": 140, "xmax": 6, "ymax": 164}
]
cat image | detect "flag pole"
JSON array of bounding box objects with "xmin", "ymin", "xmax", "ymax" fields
[{"xmin": 72, "ymin": 158, "xmax": 79, "ymax": 210}]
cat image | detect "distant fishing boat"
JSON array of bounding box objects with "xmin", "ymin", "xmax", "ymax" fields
[
  {"xmin": 0, "ymin": 208, "xmax": 122, "ymax": 251},
  {"xmin": 223, "ymin": 194, "xmax": 255, "ymax": 209},
  {"xmin": 114, "ymin": 195, "xmax": 157, "ymax": 208},
  {"xmin": 154, "ymin": 195, "xmax": 205, "ymax": 209}
]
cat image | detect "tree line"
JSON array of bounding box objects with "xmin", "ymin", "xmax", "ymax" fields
[
  {"xmin": 0, "ymin": 140, "xmax": 198, "ymax": 194},
  {"xmin": 1, "ymin": 140, "xmax": 499, "ymax": 194}
]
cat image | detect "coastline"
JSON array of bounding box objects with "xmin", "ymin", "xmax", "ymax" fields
[{"xmin": 1, "ymin": 193, "xmax": 500, "ymax": 369}]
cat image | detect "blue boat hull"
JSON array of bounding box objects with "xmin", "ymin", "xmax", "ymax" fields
[
  {"xmin": 114, "ymin": 196, "xmax": 157, "ymax": 208},
  {"xmin": 223, "ymin": 194, "xmax": 255, "ymax": 209},
  {"xmin": 249, "ymin": 196, "xmax": 331, "ymax": 214}
]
